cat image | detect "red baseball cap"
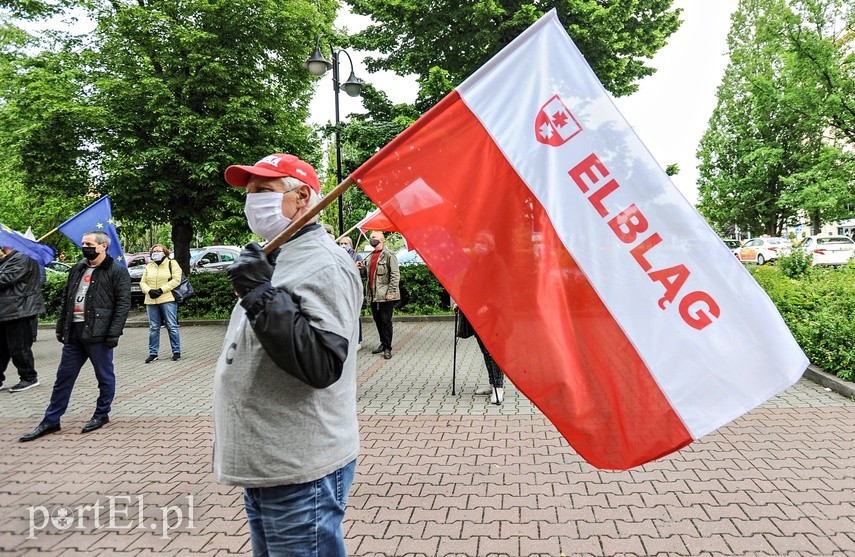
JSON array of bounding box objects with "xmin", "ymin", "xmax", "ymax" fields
[{"xmin": 224, "ymin": 153, "xmax": 320, "ymax": 193}]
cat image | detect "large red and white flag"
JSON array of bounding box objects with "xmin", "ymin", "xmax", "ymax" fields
[{"xmin": 351, "ymin": 10, "xmax": 808, "ymax": 469}]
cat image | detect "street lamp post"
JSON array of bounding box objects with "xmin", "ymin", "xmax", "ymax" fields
[{"xmin": 305, "ymin": 41, "xmax": 363, "ymax": 235}]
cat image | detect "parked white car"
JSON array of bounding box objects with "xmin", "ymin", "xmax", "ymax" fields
[
  {"xmin": 735, "ymin": 237, "xmax": 791, "ymax": 265},
  {"xmin": 799, "ymin": 235, "xmax": 855, "ymax": 266}
]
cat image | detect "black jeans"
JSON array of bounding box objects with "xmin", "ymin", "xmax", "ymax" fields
[
  {"xmin": 0, "ymin": 317, "xmax": 38, "ymax": 384},
  {"xmin": 370, "ymin": 301, "xmax": 395, "ymax": 351},
  {"xmin": 475, "ymin": 333, "xmax": 504, "ymax": 388}
]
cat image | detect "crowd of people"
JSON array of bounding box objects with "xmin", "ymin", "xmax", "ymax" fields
[{"xmin": 1, "ymin": 152, "xmax": 506, "ymax": 556}]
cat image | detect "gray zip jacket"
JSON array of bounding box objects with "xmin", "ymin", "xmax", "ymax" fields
[{"xmin": 213, "ymin": 226, "xmax": 363, "ymax": 487}]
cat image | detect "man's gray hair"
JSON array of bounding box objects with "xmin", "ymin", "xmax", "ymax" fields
[
  {"xmin": 85, "ymin": 231, "xmax": 111, "ymax": 246},
  {"xmin": 282, "ymin": 176, "xmax": 321, "ymax": 224}
]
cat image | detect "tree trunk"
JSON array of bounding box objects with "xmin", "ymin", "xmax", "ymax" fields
[
  {"xmin": 171, "ymin": 217, "xmax": 193, "ymax": 276},
  {"xmin": 811, "ymin": 211, "xmax": 822, "ymax": 235}
]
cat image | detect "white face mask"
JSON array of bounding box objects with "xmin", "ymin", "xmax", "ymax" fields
[
  {"xmin": 244, "ymin": 192, "xmax": 290, "ymax": 240},
  {"xmin": 151, "ymin": 252, "xmax": 165, "ymax": 262}
]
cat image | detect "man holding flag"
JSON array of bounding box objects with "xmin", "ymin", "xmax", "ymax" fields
[{"xmin": 20, "ymin": 230, "xmax": 131, "ymax": 442}]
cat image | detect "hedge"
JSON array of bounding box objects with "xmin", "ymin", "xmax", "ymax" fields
[
  {"xmin": 40, "ymin": 263, "xmax": 453, "ymax": 322},
  {"xmin": 750, "ymin": 261, "xmax": 855, "ymax": 381},
  {"xmin": 40, "ymin": 260, "xmax": 855, "ymax": 381}
]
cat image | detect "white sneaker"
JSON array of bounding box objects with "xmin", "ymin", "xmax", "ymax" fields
[
  {"xmin": 0, "ymin": 382, "xmax": 5, "ymax": 391},
  {"xmin": 490, "ymin": 387, "xmax": 504, "ymax": 405},
  {"xmin": 357, "ymin": 343, "xmax": 363, "ymax": 351},
  {"xmin": 475, "ymin": 386, "xmax": 493, "ymax": 395}
]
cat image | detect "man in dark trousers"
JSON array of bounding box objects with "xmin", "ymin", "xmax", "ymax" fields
[
  {"xmin": 0, "ymin": 246, "xmax": 45, "ymax": 393},
  {"xmin": 20, "ymin": 231, "xmax": 131, "ymax": 442}
]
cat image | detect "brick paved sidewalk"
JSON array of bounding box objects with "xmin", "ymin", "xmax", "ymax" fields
[{"xmin": 1, "ymin": 320, "xmax": 853, "ymax": 556}]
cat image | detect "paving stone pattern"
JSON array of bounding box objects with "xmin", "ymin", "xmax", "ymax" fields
[{"xmin": 1, "ymin": 321, "xmax": 853, "ymax": 556}]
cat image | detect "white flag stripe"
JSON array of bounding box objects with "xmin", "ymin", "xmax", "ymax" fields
[{"xmin": 458, "ymin": 11, "xmax": 806, "ymax": 438}]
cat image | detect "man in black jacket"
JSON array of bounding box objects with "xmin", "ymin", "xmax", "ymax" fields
[
  {"xmin": 20, "ymin": 231, "xmax": 131, "ymax": 442},
  {"xmin": 0, "ymin": 247, "xmax": 46, "ymax": 392}
]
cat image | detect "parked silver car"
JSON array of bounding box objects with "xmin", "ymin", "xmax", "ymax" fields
[{"xmin": 190, "ymin": 245, "xmax": 241, "ymax": 273}]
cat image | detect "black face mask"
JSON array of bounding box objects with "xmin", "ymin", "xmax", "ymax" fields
[
  {"xmin": 369, "ymin": 239, "xmax": 380, "ymax": 247},
  {"xmin": 82, "ymin": 246, "xmax": 99, "ymax": 261}
]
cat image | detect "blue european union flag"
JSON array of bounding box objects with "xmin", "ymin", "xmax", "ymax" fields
[
  {"xmin": 57, "ymin": 196, "xmax": 126, "ymax": 266},
  {"xmin": 0, "ymin": 224, "xmax": 55, "ymax": 266}
]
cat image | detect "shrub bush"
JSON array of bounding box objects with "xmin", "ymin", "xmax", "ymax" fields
[
  {"xmin": 40, "ymin": 271, "xmax": 239, "ymax": 321},
  {"xmin": 750, "ymin": 263, "xmax": 855, "ymax": 381},
  {"xmin": 777, "ymin": 248, "xmax": 813, "ymax": 279},
  {"xmin": 41, "ymin": 265, "xmax": 452, "ymax": 320},
  {"xmin": 41, "ymin": 272, "xmax": 69, "ymax": 321},
  {"xmin": 397, "ymin": 264, "xmax": 450, "ymax": 315},
  {"xmin": 41, "ymin": 257, "xmax": 854, "ymax": 382},
  {"xmin": 178, "ymin": 273, "xmax": 238, "ymax": 319}
]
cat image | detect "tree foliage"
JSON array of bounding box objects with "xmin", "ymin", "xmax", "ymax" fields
[
  {"xmin": 1, "ymin": 0, "xmax": 336, "ymax": 271},
  {"xmin": 346, "ymin": 0, "xmax": 682, "ymax": 100},
  {"xmin": 327, "ymin": 0, "xmax": 682, "ymax": 235},
  {"xmin": 697, "ymin": 0, "xmax": 854, "ymax": 237}
]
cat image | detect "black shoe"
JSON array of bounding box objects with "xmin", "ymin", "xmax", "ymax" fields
[
  {"xmin": 81, "ymin": 416, "xmax": 109, "ymax": 434},
  {"xmin": 145, "ymin": 355, "xmax": 158, "ymax": 363},
  {"xmin": 9, "ymin": 379, "xmax": 39, "ymax": 392},
  {"xmin": 383, "ymin": 349, "xmax": 392, "ymax": 360},
  {"xmin": 172, "ymin": 353, "xmax": 181, "ymax": 361},
  {"xmin": 20, "ymin": 423, "xmax": 60, "ymax": 442},
  {"xmin": 371, "ymin": 344, "xmax": 384, "ymax": 354}
]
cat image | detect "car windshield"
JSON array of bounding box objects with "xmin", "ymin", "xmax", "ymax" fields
[{"xmin": 189, "ymin": 249, "xmax": 203, "ymax": 264}]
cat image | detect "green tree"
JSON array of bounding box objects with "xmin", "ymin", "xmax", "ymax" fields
[
  {"xmin": 328, "ymin": 0, "xmax": 682, "ymax": 233},
  {"xmin": 782, "ymin": 0, "xmax": 854, "ymax": 146},
  {"xmin": 347, "ymin": 0, "xmax": 683, "ymax": 100},
  {"xmin": 697, "ymin": 0, "xmax": 854, "ymax": 237},
  {"xmin": 779, "ymin": 0, "xmax": 855, "ymax": 229},
  {"xmin": 0, "ymin": 21, "xmax": 88, "ymax": 249},
  {"xmin": 697, "ymin": 0, "xmax": 827, "ymax": 237},
  {"xmin": 2, "ymin": 0, "xmax": 336, "ymax": 272}
]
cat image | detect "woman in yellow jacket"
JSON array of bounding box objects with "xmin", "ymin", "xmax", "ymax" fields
[{"xmin": 140, "ymin": 244, "xmax": 182, "ymax": 363}]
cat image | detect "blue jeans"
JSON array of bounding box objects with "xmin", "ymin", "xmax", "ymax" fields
[
  {"xmin": 43, "ymin": 323, "xmax": 115, "ymax": 425},
  {"xmin": 146, "ymin": 302, "xmax": 180, "ymax": 355},
  {"xmin": 243, "ymin": 459, "xmax": 356, "ymax": 557}
]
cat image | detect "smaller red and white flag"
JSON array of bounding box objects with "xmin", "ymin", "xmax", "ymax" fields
[
  {"xmin": 356, "ymin": 209, "xmax": 397, "ymax": 233},
  {"xmin": 351, "ymin": 10, "xmax": 807, "ymax": 469}
]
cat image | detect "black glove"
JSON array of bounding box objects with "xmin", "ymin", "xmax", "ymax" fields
[
  {"xmin": 56, "ymin": 333, "xmax": 64, "ymax": 344},
  {"xmin": 228, "ymin": 242, "xmax": 274, "ymax": 298},
  {"xmin": 105, "ymin": 336, "xmax": 119, "ymax": 348},
  {"xmin": 267, "ymin": 247, "xmax": 281, "ymax": 266},
  {"xmin": 149, "ymin": 288, "xmax": 162, "ymax": 299}
]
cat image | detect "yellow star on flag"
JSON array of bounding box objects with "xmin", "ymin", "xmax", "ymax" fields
[{"xmin": 96, "ymin": 222, "xmax": 104, "ymax": 229}]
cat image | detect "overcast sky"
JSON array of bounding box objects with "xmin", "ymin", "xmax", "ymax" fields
[{"xmin": 310, "ymin": 0, "xmax": 741, "ymax": 205}]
